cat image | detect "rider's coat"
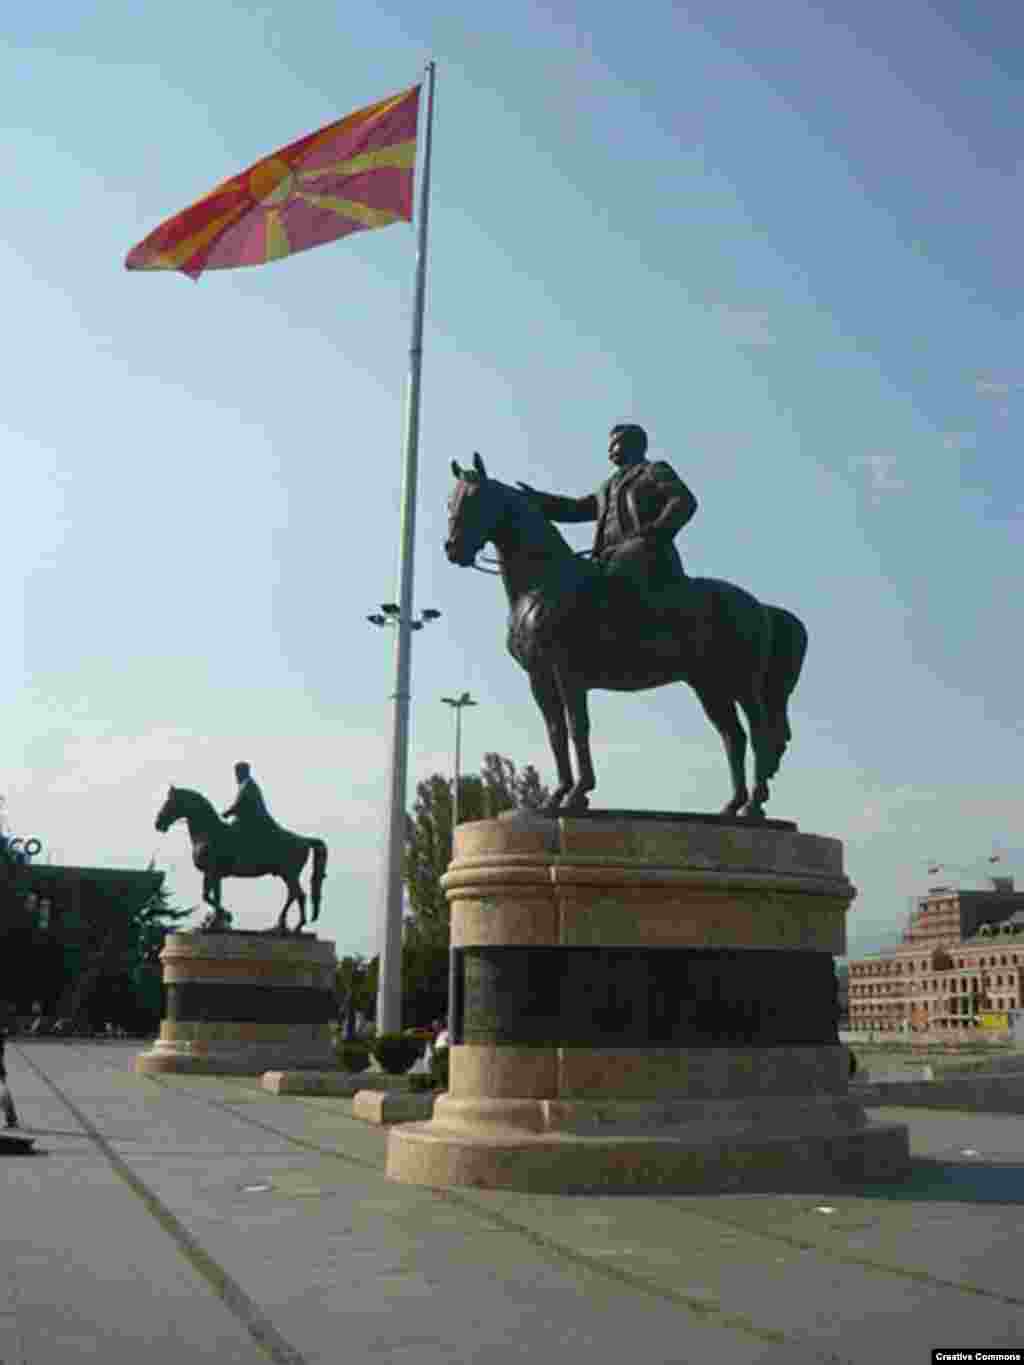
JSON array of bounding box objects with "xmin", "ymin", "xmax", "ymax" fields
[{"xmin": 529, "ymin": 459, "xmax": 696, "ymax": 595}]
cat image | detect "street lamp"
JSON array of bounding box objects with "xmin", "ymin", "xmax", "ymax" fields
[
  {"xmin": 367, "ymin": 602, "xmax": 442, "ymax": 1035},
  {"xmin": 367, "ymin": 604, "xmax": 441, "ymax": 634},
  {"xmin": 442, "ymin": 692, "xmax": 477, "ymax": 839}
]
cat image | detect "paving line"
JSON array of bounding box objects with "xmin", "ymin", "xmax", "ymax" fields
[
  {"xmin": 649, "ymin": 1195, "xmax": 1024, "ymax": 1308},
  {"xmin": 58, "ymin": 1051, "xmax": 1024, "ymax": 1358},
  {"xmin": 154, "ymin": 1070, "xmax": 1024, "ymax": 1313},
  {"xmin": 12, "ymin": 1045, "xmax": 310, "ymax": 1365},
  {"xmin": 137, "ymin": 1073, "xmax": 852, "ymax": 1363}
]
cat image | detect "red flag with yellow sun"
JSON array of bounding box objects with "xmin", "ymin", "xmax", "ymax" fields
[{"xmin": 126, "ymin": 85, "xmax": 420, "ymax": 280}]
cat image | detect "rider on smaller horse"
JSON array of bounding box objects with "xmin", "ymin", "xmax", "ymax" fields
[
  {"xmin": 222, "ymin": 762, "xmax": 283, "ymax": 856},
  {"xmin": 516, "ymin": 423, "xmax": 697, "ymax": 605}
]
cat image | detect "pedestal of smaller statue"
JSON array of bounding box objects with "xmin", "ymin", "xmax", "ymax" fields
[
  {"xmin": 386, "ymin": 811, "xmax": 909, "ymax": 1194},
  {"xmin": 135, "ymin": 931, "xmax": 337, "ymax": 1077}
]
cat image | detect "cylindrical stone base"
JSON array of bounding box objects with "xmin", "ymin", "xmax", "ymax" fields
[
  {"xmin": 135, "ymin": 931, "xmax": 337, "ymax": 1076},
  {"xmin": 387, "ymin": 812, "xmax": 910, "ymax": 1193}
]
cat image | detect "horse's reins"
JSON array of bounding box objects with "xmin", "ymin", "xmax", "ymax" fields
[{"xmin": 469, "ymin": 550, "xmax": 597, "ymax": 577}]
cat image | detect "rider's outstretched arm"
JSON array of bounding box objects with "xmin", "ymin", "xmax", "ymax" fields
[{"xmin": 520, "ymin": 488, "xmax": 598, "ymax": 523}]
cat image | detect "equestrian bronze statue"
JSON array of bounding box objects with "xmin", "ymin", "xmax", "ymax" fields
[
  {"xmin": 445, "ymin": 429, "xmax": 807, "ymax": 820},
  {"xmin": 155, "ymin": 764, "xmax": 327, "ymax": 933}
]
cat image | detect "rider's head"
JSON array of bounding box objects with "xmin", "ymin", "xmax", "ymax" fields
[
  {"xmin": 234, "ymin": 761, "xmax": 251, "ymax": 782},
  {"xmin": 608, "ymin": 423, "xmax": 648, "ymax": 467}
]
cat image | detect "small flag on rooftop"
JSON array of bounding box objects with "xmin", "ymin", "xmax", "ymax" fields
[{"xmin": 125, "ymin": 85, "xmax": 420, "ymax": 280}]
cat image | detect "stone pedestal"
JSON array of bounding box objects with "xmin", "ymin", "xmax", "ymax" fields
[
  {"xmin": 135, "ymin": 931, "xmax": 337, "ymax": 1076},
  {"xmin": 387, "ymin": 812, "xmax": 910, "ymax": 1193}
]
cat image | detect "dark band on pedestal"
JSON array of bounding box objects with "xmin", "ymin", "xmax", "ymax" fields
[
  {"xmin": 165, "ymin": 983, "xmax": 334, "ymax": 1025},
  {"xmin": 452, "ymin": 946, "xmax": 839, "ymax": 1047}
]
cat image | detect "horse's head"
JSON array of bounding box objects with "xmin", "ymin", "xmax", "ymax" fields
[
  {"xmin": 446, "ymin": 452, "xmax": 507, "ymax": 567},
  {"xmin": 155, "ymin": 785, "xmax": 183, "ymax": 832}
]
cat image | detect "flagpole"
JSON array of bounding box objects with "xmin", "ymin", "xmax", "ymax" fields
[{"xmin": 375, "ymin": 60, "xmax": 437, "ymax": 1036}]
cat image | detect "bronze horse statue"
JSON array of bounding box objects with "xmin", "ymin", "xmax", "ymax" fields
[
  {"xmin": 155, "ymin": 786, "xmax": 327, "ymax": 933},
  {"xmin": 445, "ymin": 453, "xmax": 807, "ymax": 819}
]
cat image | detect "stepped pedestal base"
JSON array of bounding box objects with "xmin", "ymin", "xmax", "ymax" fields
[
  {"xmin": 386, "ymin": 812, "xmax": 910, "ymax": 1194},
  {"xmin": 136, "ymin": 931, "xmax": 337, "ymax": 1077}
]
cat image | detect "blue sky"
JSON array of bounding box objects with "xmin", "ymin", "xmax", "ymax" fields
[{"xmin": 3, "ymin": 0, "xmax": 1021, "ymax": 959}]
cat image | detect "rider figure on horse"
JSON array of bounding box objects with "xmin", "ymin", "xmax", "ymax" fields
[
  {"xmin": 516, "ymin": 423, "xmax": 697, "ymax": 605},
  {"xmin": 222, "ymin": 762, "xmax": 281, "ymax": 857}
]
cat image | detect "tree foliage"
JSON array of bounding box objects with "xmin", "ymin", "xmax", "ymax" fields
[
  {"xmin": 336, "ymin": 953, "xmax": 378, "ymax": 1023},
  {"xmin": 58, "ymin": 866, "xmax": 195, "ymax": 1027},
  {"xmin": 399, "ymin": 753, "xmax": 549, "ymax": 1026}
]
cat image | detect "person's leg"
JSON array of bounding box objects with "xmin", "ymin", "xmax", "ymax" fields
[{"xmin": 1, "ymin": 1081, "xmax": 19, "ymax": 1127}]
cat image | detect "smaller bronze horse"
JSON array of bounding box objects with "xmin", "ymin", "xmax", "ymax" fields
[{"xmin": 155, "ymin": 786, "xmax": 327, "ymax": 934}]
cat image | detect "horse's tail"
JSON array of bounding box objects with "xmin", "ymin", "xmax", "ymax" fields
[
  {"xmin": 763, "ymin": 606, "xmax": 808, "ymax": 777},
  {"xmin": 310, "ymin": 839, "xmax": 328, "ymax": 921}
]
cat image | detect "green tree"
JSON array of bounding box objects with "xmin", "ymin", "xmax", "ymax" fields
[
  {"xmin": 399, "ymin": 753, "xmax": 549, "ymax": 1025},
  {"xmin": 403, "ymin": 753, "xmax": 549, "ymax": 932},
  {"xmin": 58, "ymin": 865, "xmax": 195, "ymax": 1028},
  {"xmin": 336, "ymin": 953, "xmax": 378, "ymax": 1023}
]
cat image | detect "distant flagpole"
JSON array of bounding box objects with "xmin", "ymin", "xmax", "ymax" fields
[{"xmin": 376, "ymin": 60, "xmax": 437, "ymax": 1035}]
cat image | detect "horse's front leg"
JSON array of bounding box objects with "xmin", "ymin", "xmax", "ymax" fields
[
  {"xmin": 556, "ymin": 671, "xmax": 596, "ymax": 813},
  {"xmin": 530, "ymin": 666, "xmax": 573, "ymax": 813}
]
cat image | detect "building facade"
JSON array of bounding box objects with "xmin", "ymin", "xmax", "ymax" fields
[
  {"xmin": 1, "ymin": 862, "xmax": 165, "ymax": 1023},
  {"xmin": 847, "ymin": 879, "xmax": 1024, "ymax": 1036}
]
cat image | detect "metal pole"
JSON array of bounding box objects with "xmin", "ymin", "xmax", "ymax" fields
[
  {"xmin": 453, "ymin": 705, "xmax": 462, "ymax": 834},
  {"xmin": 375, "ymin": 60, "xmax": 437, "ymax": 1037}
]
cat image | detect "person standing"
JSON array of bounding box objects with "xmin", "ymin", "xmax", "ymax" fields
[{"xmin": 0, "ymin": 1028, "xmax": 20, "ymax": 1128}]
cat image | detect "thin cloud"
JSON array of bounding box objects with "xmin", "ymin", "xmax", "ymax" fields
[
  {"xmin": 710, "ymin": 306, "xmax": 775, "ymax": 346},
  {"xmin": 849, "ymin": 452, "xmax": 906, "ymax": 502},
  {"xmin": 942, "ymin": 431, "xmax": 977, "ymax": 451}
]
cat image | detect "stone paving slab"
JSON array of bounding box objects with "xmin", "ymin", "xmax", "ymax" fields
[
  {"xmin": 1, "ymin": 1052, "xmax": 270, "ymax": 1363},
  {"xmin": 5, "ymin": 1042, "xmax": 1024, "ymax": 1364},
  {"xmin": 855, "ymin": 1072, "xmax": 1024, "ymax": 1112},
  {"xmin": 262, "ymin": 1068, "xmax": 414, "ymax": 1096},
  {"xmin": 351, "ymin": 1088, "xmax": 436, "ymax": 1123}
]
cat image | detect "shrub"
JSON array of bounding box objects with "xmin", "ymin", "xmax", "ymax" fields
[
  {"xmin": 371, "ymin": 1033, "xmax": 423, "ymax": 1075},
  {"xmin": 336, "ymin": 1042, "xmax": 371, "ymax": 1074}
]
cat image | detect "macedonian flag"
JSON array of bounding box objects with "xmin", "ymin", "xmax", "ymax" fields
[{"xmin": 126, "ymin": 85, "xmax": 420, "ymax": 280}]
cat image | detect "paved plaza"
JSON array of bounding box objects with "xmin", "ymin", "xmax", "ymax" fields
[{"xmin": 2, "ymin": 1041, "xmax": 1022, "ymax": 1363}]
